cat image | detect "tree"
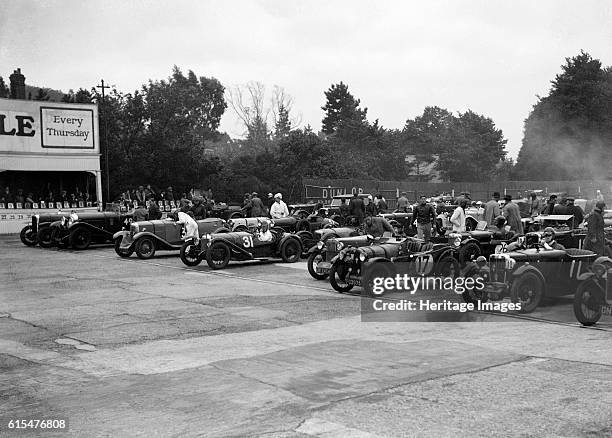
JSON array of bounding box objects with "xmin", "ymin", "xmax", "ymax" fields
[
  {"xmin": 227, "ymin": 81, "xmax": 271, "ymax": 150},
  {"xmin": 34, "ymin": 88, "xmax": 50, "ymax": 101},
  {"xmin": 514, "ymin": 51, "xmax": 612, "ymax": 180},
  {"xmin": 321, "ymin": 81, "xmax": 368, "ymax": 137},
  {"xmin": 62, "ymin": 88, "xmax": 94, "ymax": 103},
  {"xmin": 0, "ymin": 77, "xmax": 8, "ymax": 98}
]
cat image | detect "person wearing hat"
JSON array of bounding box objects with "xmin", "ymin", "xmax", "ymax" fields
[
  {"xmin": 249, "ymin": 192, "xmax": 266, "ymax": 217},
  {"xmin": 542, "ymin": 227, "xmax": 565, "ymax": 250},
  {"xmin": 190, "ymin": 197, "xmax": 207, "ymax": 220},
  {"xmin": 484, "ymin": 192, "xmax": 501, "ymax": 225},
  {"xmin": 502, "ymin": 194, "xmax": 523, "ymax": 234},
  {"xmin": 270, "ymin": 193, "xmax": 289, "ymax": 219},
  {"xmin": 541, "ymin": 194, "xmax": 557, "ymax": 215},
  {"xmin": 365, "ymin": 195, "xmax": 376, "ymax": 217},
  {"xmin": 553, "ymin": 197, "xmax": 569, "ymax": 215},
  {"xmin": 585, "ymin": 201, "xmax": 606, "ymax": 255},
  {"xmin": 348, "ymin": 192, "xmax": 365, "ymax": 224},
  {"xmin": 528, "ymin": 191, "xmax": 542, "ymax": 218},
  {"xmin": 565, "ymin": 197, "xmax": 584, "ymax": 227},
  {"xmin": 266, "ymin": 193, "xmax": 275, "ymax": 212}
]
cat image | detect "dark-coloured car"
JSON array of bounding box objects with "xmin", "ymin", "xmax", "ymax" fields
[
  {"xmin": 113, "ymin": 218, "xmax": 229, "ymax": 259},
  {"xmin": 465, "ymin": 233, "xmax": 599, "ymax": 313},
  {"xmin": 47, "ymin": 212, "xmax": 133, "ymax": 250},
  {"xmin": 322, "ymin": 193, "xmax": 372, "ymax": 223},
  {"xmin": 20, "ymin": 212, "xmax": 71, "ymax": 247},
  {"xmin": 179, "ymin": 224, "xmax": 302, "ymax": 269},
  {"xmin": 378, "ymin": 212, "xmax": 415, "ymax": 236},
  {"xmin": 209, "ymin": 203, "xmax": 244, "ymax": 220}
]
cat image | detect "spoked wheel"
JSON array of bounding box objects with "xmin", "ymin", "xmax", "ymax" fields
[
  {"xmin": 180, "ymin": 240, "xmax": 202, "ymax": 267},
  {"xmin": 329, "ymin": 261, "xmax": 354, "ymax": 293},
  {"xmin": 362, "ymin": 262, "xmax": 395, "ymax": 296},
  {"xmin": 51, "ymin": 227, "xmax": 69, "ymax": 248},
  {"xmin": 20, "ymin": 225, "xmax": 37, "ymax": 246},
  {"xmin": 69, "ymin": 227, "xmax": 92, "ymax": 250},
  {"xmin": 114, "ymin": 237, "xmax": 133, "ymax": 258},
  {"xmin": 135, "ymin": 236, "xmax": 156, "ymax": 259},
  {"xmin": 510, "ymin": 272, "xmax": 544, "ymax": 313},
  {"xmin": 206, "ymin": 241, "xmax": 231, "ymax": 269},
  {"xmin": 573, "ymin": 279, "xmax": 604, "ymax": 326},
  {"xmin": 458, "ymin": 242, "xmax": 481, "ymax": 266},
  {"xmin": 435, "ymin": 256, "xmax": 461, "ymax": 279},
  {"xmin": 37, "ymin": 227, "xmax": 54, "ymax": 248},
  {"xmin": 307, "ymin": 251, "xmax": 328, "ymax": 280},
  {"xmin": 280, "ymin": 238, "xmax": 302, "ymax": 263}
]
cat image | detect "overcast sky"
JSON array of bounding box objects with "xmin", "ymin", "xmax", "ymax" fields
[{"xmin": 2, "ymin": 0, "xmax": 611, "ymax": 158}]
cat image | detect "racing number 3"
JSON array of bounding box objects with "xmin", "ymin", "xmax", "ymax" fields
[{"xmin": 242, "ymin": 235, "xmax": 254, "ymax": 248}]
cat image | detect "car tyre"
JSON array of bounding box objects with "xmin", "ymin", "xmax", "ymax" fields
[
  {"xmin": 280, "ymin": 238, "xmax": 301, "ymax": 263},
  {"xmin": 69, "ymin": 227, "xmax": 92, "ymax": 250},
  {"xmin": 573, "ymin": 278, "xmax": 604, "ymax": 326},
  {"xmin": 180, "ymin": 240, "xmax": 202, "ymax": 267},
  {"xmin": 296, "ymin": 219, "xmax": 310, "ymax": 232},
  {"xmin": 329, "ymin": 261, "xmax": 354, "ymax": 293},
  {"xmin": 458, "ymin": 242, "xmax": 481, "ymax": 266},
  {"xmin": 510, "ymin": 271, "xmax": 543, "ymax": 313},
  {"xmin": 20, "ymin": 225, "xmax": 37, "ymax": 246},
  {"xmin": 307, "ymin": 251, "xmax": 329, "ymax": 280},
  {"xmin": 363, "ymin": 262, "xmax": 395, "ymax": 296},
  {"xmin": 37, "ymin": 227, "xmax": 54, "ymax": 248},
  {"xmin": 114, "ymin": 237, "xmax": 133, "ymax": 258},
  {"xmin": 435, "ymin": 256, "xmax": 460, "ymax": 278},
  {"xmin": 135, "ymin": 236, "xmax": 156, "ymax": 259},
  {"xmin": 51, "ymin": 227, "xmax": 69, "ymax": 248},
  {"xmin": 461, "ymin": 264, "xmax": 488, "ymax": 305},
  {"xmin": 206, "ymin": 241, "xmax": 231, "ymax": 269}
]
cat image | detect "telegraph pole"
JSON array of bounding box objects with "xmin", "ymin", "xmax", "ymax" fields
[{"xmin": 96, "ymin": 79, "xmax": 111, "ymax": 206}]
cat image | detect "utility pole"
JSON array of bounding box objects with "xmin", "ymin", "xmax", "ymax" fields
[{"xmin": 96, "ymin": 79, "xmax": 111, "ymax": 206}]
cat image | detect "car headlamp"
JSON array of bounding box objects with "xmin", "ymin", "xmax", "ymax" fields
[
  {"xmin": 317, "ymin": 241, "xmax": 324, "ymax": 250},
  {"xmin": 475, "ymin": 256, "xmax": 487, "ymax": 268},
  {"xmin": 359, "ymin": 252, "xmax": 366, "ymax": 262},
  {"xmin": 337, "ymin": 242, "xmax": 344, "ymax": 251},
  {"xmin": 454, "ymin": 237, "xmax": 461, "ymax": 247}
]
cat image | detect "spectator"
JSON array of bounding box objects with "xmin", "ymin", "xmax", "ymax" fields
[
  {"xmin": 133, "ymin": 202, "xmax": 149, "ymax": 222},
  {"xmin": 528, "ymin": 192, "xmax": 542, "ymax": 217},
  {"xmin": 502, "ymin": 194, "xmax": 524, "ymax": 234},
  {"xmin": 135, "ymin": 186, "xmax": 147, "ymax": 204},
  {"xmin": 450, "ymin": 198, "xmax": 468, "ymax": 232},
  {"xmin": 396, "ymin": 192, "xmax": 410, "ymax": 212},
  {"xmin": 144, "ymin": 184, "xmax": 156, "ymax": 200},
  {"xmin": 484, "ymin": 192, "xmax": 501, "ymax": 225},
  {"xmin": 348, "ymin": 192, "xmax": 365, "ymax": 224},
  {"xmin": 15, "ymin": 189, "xmax": 25, "ymax": 204},
  {"xmin": 339, "ymin": 198, "xmax": 350, "ymax": 219},
  {"xmin": 376, "ymin": 194, "xmax": 388, "ymax": 214},
  {"xmin": 413, "ymin": 195, "xmax": 436, "ymax": 242},
  {"xmin": 365, "ymin": 195, "xmax": 376, "ymax": 217},
  {"xmin": 542, "ymin": 195, "xmax": 557, "ymax": 215},
  {"xmin": 25, "ymin": 193, "xmax": 35, "ymax": 204},
  {"xmin": 585, "ymin": 201, "xmax": 606, "ymax": 256},
  {"xmin": 266, "ymin": 193, "xmax": 275, "ymax": 211},
  {"xmin": 148, "ymin": 197, "xmax": 162, "ymax": 220},
  {"xmin": 1, "ymin": 186, "xmax": 13, "ymax": 204},
  {"xmin": 553, "ymin": 197, "xmax": 569, "ymax": 215},
  {"xmin": 270, "ymin": 193, "xmax": 289, "ymax": 218},
  {"xmin": 250, "ymin": 192, "xmax": 266, "ymax": 217},
  {"xmin": 566, "ymin": 198, "xmax": 584, "ymax": 227},
  {"xmin": 364, "ymin": 215, "xmax": 394, "ymax": 237},
  {"xmin": 165, "ymin": 186, "xmax": 178, "ymax": 201},
  {"xmin": 191, "ymin": 197, "xmax": 207, "ymax": 220},
  {"xmin": 45, "ymin": 191, "xmax": 55, "ymax": 205},
  {"xmin": 241, "ymin": 193, "xmax": 252, "ymax": 217}
]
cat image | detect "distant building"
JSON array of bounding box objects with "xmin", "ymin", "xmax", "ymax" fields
[{"xmin": 404, "ymin": 154, "xmax": 444, "ymax": 182}]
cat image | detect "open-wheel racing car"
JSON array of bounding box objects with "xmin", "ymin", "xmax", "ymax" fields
[
  {"xmin": 464, "ymin": 233, "xmax": 600, "ymax": 313},
  {"xmin": 179, "ymin": 219, "xmax": 303, "ymax": 269},
  {"xmin": 113, "ymin": 218, "xmax": 229, "ymax": 259}
]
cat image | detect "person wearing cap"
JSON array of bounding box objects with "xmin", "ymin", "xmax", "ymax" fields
[
  {"xmin": 502, "ymin": 194, "xmax": 523, "ymax": 234},
  {"xmin": 484, "ymin": 192, "xmax": 501, "ymax": 225},
  {"xmin": 133, "ymin": 201, "xmax": 149, "ymax": 222},
  {"xmin": 585, "ymin": 201, "xmax": 606, "ymax": 255},
  {"xmin": 542, "ymin": 227, "xmax": 565, "ymax": 250},
  {"xmin": 190, "ymin": 197, "xmax": 207, "ymax": 220},
  {"xmin": 266, "ymin": 193, "xmax": 275, "ymax": 211},
  {"xmin": 270, "ymin": 193, "xmax": 289, "ymax": 219},
  {"xmin": 396, "ymin": 191, "xmax": 409, "ymax": 213},
  {"xmin": 553, "ymin": 197, "xmax": 569, "ymax": 215},
  {"xmin": 541, "ymin": 194, "xmax": 557, "ymax": 215},
  {"xmin": 450, "ymin": 198, "xmax": 468, "ymax": 232},
  {"xmin": 250, "ymin": 192, "xmax": 266, "ymax": 217},
  {"xmin": 565, "ymin": 197, "xmax": 584, "ymax": 227},
  {"xmin": 365, "ymin": 195, "xmax": 376, "ymax": 217},
  {"xmin": 147, "ymin": 195, "xmax": 162, "ymax": 220}
]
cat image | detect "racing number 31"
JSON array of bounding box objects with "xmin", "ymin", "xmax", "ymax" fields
[{"xmin": 242, "ymin": 235, "xmax": 254, "ymax": 248}]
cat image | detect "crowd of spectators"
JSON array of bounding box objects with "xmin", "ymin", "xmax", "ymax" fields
[{"xmin": 0, "ymin": 185, "xmax": 96, "ymax": 209}]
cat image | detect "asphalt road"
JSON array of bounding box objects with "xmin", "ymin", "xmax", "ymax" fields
[{"xmin": 1, "ymin": 236, "xmax": 611, "ymax": 438}]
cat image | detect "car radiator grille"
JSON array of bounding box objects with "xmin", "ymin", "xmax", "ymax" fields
[{"xmin": 489, "ymin": 257, "xmax": 507, "ymax": 283}]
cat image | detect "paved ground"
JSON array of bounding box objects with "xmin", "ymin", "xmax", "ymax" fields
[{"xmin": 1, "ymin": 236, "xmax": 611, "ymax": 437}]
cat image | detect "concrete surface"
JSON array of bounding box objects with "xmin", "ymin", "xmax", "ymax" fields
[{"xmin": 1, "ymin": 235, "xmax": 611, "ymax": 437}]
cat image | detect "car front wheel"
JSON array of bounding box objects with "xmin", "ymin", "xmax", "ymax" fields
[
  {"xmin": 307, "ymin": 251, "xmax": 328, "ymax": 280},
  {"xmin": 114, "ymin": 237, "xmax": 133, "ymax": 258},
  {"xmin": 206, "ymin": 241, "xmax": 231, "ymax": 269},
  {"xmin": 135, "ymin": 236, "xmax": 156, "ymax": 259},
  {"xmin": 20, "ymin": 225, "xmax": 37, "ymax": 247},
  {"xmin": 510, "ymin": 271, "xmax": 544, "ymax": 313},
  {"xmin": 180, "ymin": 241, "xmax": 202, "ymax": 267},
  {"xmin": 329, "ymin": 261, "xmax": 354, "ymax": 293},
  {"xmin": 37, "ymin": 227, "xmax": 54, "ymax": 248},
  {"xmin": 573, "ymin": 279, "xmax": 604, "ymax": 326},
  {"xmin": 280, "ymin": 238, "xmax": 302, "ymax": 263},
  {"xmin": 69, "ymin": 227, "xmax": 92, "ymax": 250}
]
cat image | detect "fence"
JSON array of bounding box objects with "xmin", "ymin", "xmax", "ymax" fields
[{"xmin": 303, "ymin": 178, "xmax": 612, "ymax": 204}]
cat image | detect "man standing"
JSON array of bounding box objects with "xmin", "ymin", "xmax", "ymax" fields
[
  {"xmin": 450, "ymin": 198, "xmax": 468, "ymax": 232},
  {"xmin": 348, "ymin": 192, "xmax": 365, "ymax": 224},
  {"xmin": 528, "ymin": 192, "xmax": 542, "ymax": 217},
  {"xmin": 413, "ymin": 196, "xmax": 436, "ymax": 242},
  {"xmin": 553, "ymin": 197, "xmax": 569, "ymax": 215},
  {"xmin": 190, "ymin": 197, "xmax": 207, "ymax": 220},
  {"xmin": 270, "ymin": 193, "xmax": 289, "ymax": 219},
  {"xmin": 147, "ymin": 196, "xmax": 162, "ymax": 220},
  {"xmin": 339, "ymin": 198, "xmax": 350, "ymax": 220},
  {"xmin": 484, "ymin": 192, "xmax": 501, "ymax": 225},
  {"xmin": 502, "ymin": 194, "xmax": 524, "ymax": 235},
  {"xmin": 135, "ymin": 186, "xmax": 147, "ymax": 204},
  {"xmin": 241, "ymin": 193, "xmax": 252, "ymax": 217},
  {"xmin": 585, "ymin": 201, "xmax": 605, "ymax": 256},
  {"xmin": 250, "ymin": 192, "xmax": 266, "ymax": 217},
  {"xmin": 375, "ymin": 194, "xmax": 388, "ymax": 214},
  {"xmin": 566, "ymin": 197, "xmax": 584, "ymax": 227},
  {"xmin": 542, "ymin": 195, "xmax": 557, "ymax": 215},
  {"xmin": 396, "ymin": 192, "xmax": 409, "ymax": 212}
]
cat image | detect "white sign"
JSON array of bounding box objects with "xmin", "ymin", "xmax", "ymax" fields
[{"xmin": 40, "ymin": 107, "xmax": 94, "ymax": 149}]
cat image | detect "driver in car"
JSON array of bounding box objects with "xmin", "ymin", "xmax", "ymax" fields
[
  {"xmin": 257, "ymin": 219, "xmax": 273, "ymax": 242},
  {"xmin": 541, "ymin": 227, "xmax": 565, "ymax": 250}
]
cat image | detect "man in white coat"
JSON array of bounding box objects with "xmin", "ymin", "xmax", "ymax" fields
[
  {"xmin": 168, "ymin": 209, "xmax": 199, "ymax": 240},
  {"xmin": 270, "ymin": 193, "xmax": 289, "ymax": 219},
  {"xmin": 450, "ymin": 199, "xmax": 468, "ymax": 232}
]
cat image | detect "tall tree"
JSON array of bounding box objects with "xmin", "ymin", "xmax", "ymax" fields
[
  {"xmin": 0, "ymin": 77, "xmax": 8, "ymax": 98},
  {"xmin": 33, "ymin": 88, "xmax": 50, "ymax": 101},
  {"xmin": 321, "ymin": 81, "xmax": 368, "ymax": 137}
]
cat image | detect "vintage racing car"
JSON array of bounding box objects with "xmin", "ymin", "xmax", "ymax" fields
[
  {"xmin": 20, "ymin": 212, "xmax": 71, "ymax": 247},
  {"xmin": 179, "ymin": 221, "xmax": 302, "ymax": 269},
  {"xmin": 113, "ymin": 217, "xmax": 229, "ymax": 259},
  {"xmin": 573, "ymin": 259, "xmax": 612, "ymax": 326},
  {"xmin": 46, "ymin": 211, "xmax": 133, "ymax": 250},
  {"xmin": 464, "ymin": 233, "xmax": 599, "ymax": 313}
]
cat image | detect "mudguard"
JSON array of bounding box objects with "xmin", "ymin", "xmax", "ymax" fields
[
  {"xmin": 511, "ymin": 264, "xmax": 545, "ymax": 284},
  {"xmin": 593, "ymin": 256, "xmax": 612, "ymax": 266},
  {"xmin": 133, "ymin": 231, "xmax": 178, "ymax": 250},
  {"xmin": 68, "ymin": 221, "xmax": 110, "ymax": 235},
  {"xmin": 363, "ymin": 257, "xmax": 392, "ymax": 268},
  {"xmin": 308, "ymin": 245, "xmax": 323, "ymax": 254},
  {"xmin": 577, "ymin": 271, "xmax": 597, "ymax": 281},
  {"xmin": 113, "ymin": 230, "xmax": 129, "ymax": 240},
  {"xmin": 279, "ymin": 234, "xmax": 302, "ymax": 251}
]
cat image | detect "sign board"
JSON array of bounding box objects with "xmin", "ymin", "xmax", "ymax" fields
[{"xmin": 0, "ymin": 100, "xmax": 99, "ymax": 155}]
